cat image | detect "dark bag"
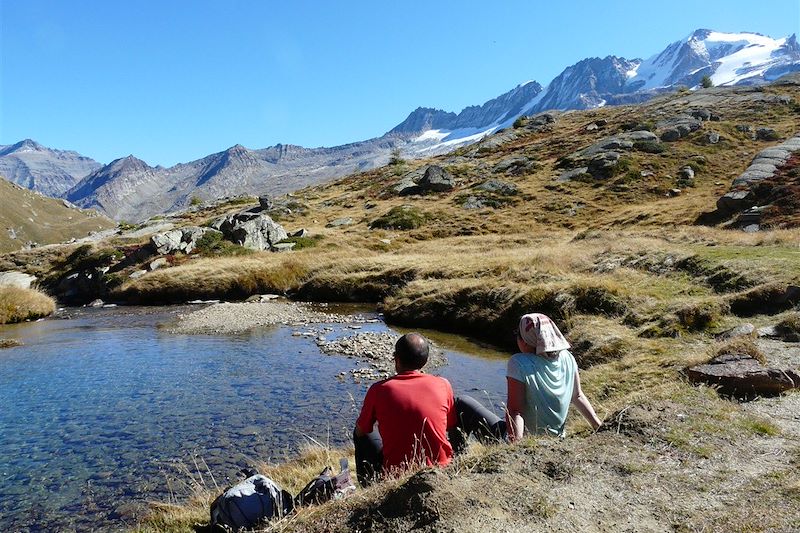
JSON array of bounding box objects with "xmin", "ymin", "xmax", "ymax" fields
[
  {"xmin": 294, "ymin": 458, "xmax": 356, "ymax": 507},
  {"xmin": 210, "ymin": 474, "xmax": 294, "ymax": 530}
]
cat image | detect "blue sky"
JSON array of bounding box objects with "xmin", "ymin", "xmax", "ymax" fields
[{"xmin": 1, "ymin": 0, "xmax": 798, "ymax": 166}]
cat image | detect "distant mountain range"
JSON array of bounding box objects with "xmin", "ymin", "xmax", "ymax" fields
[{"xmin": 2, "ymin": 29, "xmax": 798, "ymax": 221}]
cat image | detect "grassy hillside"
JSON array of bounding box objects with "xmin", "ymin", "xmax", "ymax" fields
[{"xmin": 0, "ymin": 177, "xmax": 115, "ymax": 253}]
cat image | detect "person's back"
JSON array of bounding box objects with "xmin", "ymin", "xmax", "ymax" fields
[
  {"xmin": 353, "ymin": 333, "xmax": 456, "ymax": 486},
  {"xmin": 356, "ymin": 370, "xmax": 454, "ymax": 472}
]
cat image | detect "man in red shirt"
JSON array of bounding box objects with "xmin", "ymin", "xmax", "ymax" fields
[{"xmin": 353, "ymin": 333, "xmax": 457, "ymax": 486}]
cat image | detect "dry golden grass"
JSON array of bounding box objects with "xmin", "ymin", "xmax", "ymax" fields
[{"xmin": 0, "ymin": 286, "xmax": 55, "ymax": 324}]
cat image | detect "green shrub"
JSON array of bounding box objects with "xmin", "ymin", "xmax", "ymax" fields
[
  {"xmin": 513, "ymin": 116, "xmax": 526, "ymax": 129},
  {"xmin": 370, "ymin": 206, "xmax": 427, "ymax": 230},
  {"xmin": 193, "ymin": 231, "xmax": 252, "ymax": 257},
  {"xmin": 701, "ymin": 75, "xmax": 713, "ymax": 88},
  {"xmin": 189, "ymin": 196, "xmax": 203, "ymax": 206}
]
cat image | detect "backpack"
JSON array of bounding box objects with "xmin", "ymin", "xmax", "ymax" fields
[
  {"xmin": 210, "ymin": 474, "xmax": 294, "ymax": 531},
  {"xmin": 294, "ymin": 458, "xmax": 356, "ymax": 507}
]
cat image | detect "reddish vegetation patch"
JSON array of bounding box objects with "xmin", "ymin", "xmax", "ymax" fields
[{"xmin": 753, "ymin": 153, "xmax": 800, "ymax": 228}]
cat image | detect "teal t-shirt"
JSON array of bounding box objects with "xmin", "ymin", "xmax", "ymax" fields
[{"xmin": 506, "ymin": 350, "xmax": 577, "ymax": 437}]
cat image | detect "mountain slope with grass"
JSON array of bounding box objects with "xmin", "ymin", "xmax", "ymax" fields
[{"xmin": 0, "ymin": 176, "xmax": 115, "ymax": 254}]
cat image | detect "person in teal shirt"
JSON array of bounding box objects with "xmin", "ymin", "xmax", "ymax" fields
[{"xmin": 506, "ymin": 313, "xmax": 602, "ymax": 439}]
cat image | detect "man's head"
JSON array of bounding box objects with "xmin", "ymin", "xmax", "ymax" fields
[{"xmin": 393, "ymin": 333, "xmax": 429, "ymax": 372}]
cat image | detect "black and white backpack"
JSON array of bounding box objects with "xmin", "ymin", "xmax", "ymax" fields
[{"xmin": 210, "ymin": 474, "xmax": 294, "ymax": 530}]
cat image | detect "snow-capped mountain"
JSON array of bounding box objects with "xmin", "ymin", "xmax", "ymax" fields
[
  {"xmin": 404, "ymin": 29, "xmax": 800, "ymax": 152},
  {"xmin": 0, "ymin": 139, "xmax": 101, "ymax": 197},
  {"xmin": 5, "ymin": 29, "xmax": 798, "ymax": 221}
]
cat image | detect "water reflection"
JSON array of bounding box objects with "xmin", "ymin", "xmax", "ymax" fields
[{"xmin": 0, "ymin": 305, "xmax": 506, "ymax": 531}]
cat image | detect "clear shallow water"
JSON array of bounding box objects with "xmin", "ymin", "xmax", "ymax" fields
[{"xmin": 0, "ymin": 305, "xmax": 507, "ymax": 531}]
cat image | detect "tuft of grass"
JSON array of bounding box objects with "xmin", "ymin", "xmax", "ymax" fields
[
  {"xmin": 776, "ymin": 312, "xmax": 800, "ymax": 341},
  {"xmin": 278, "ymin": 235, "xmax": 324, "ymax": 250},
  {"xmin": 0, "ymin": 286, "xmax": 56, "ymax": 324},
  {"xmin": 370, "ymin": 206, "xmax": 428, "ymax": 230},
  {"xmin": 708, "ymin": 336, "xmax": 766, "ymax": 364},
  {"xmin": 193, "ymin": 231, "xmax": 253, "ymax": 257}
]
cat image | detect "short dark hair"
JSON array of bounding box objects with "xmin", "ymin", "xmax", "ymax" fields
[{"xmin": 394, "ymin": 333, "xmax": 429, "ymax": 370}]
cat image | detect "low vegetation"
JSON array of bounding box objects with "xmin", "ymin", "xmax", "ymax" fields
[{"xmin": 0, "ymin": 286, "xmax": 56, "ymax": 324}]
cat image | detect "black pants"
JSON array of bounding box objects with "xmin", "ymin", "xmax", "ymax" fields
[{"xmin": 353, "ymin": 395, "xmax": 506, "ymax": 487}]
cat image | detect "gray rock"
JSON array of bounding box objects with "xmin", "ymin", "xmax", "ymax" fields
[
  {"xmin": 419, "ymin": 165, "xmax": 456, "ymax": 192},
  {"xmin": 667, "ymin": 188, "xmax": 682, "ymax": 197},
  {"xmin": 690, "ymin": 109, "xmax": 712, "ymax": 121},
  {"xmin": 717, "ymin": 190, "xmax": 755, "ymax": 213},
  {"xmin": 130, "ymin": 270, "xmax": 147, "ymax": 280},
  {"xmin": 757, "ymin": 148, "xmax": 791, "ymax": 160},
  {"xmin": 736, "ymin": 124, "xmax": 752, "ymax": 133},
  {"xmin": 706, "ymin": 131, "xmax": 720, "ymax": 144},
  {"xmin": 587, "ymin": 151, "xmax": 620, "ymax": 177},
  {"xmin": 715, "ymin": 323, "xmax": 756, "ymax": 340},
  {"xmin": 326, "ymin": 217, "xmax": 354, "ymax": 228},
  {"xmin": 476, "ymin": 179, "xmax": 518, "ymax": 195},
  {"xmin": 661, "ymin": 129, "xmax": 681, "ymax": 142},
  {"xmin": 678, "ymin": 166, "xmax": 695, "ymax": 181},
  {"xmin": 87, "ymin": 299, "xmax": 104, "ymax": 308},
  {"xmin": 151, "ymin": 226, "xmax": 220, "ymax": 254},
  {"xmin": 732, "ymin": 169, "xmax": 778, "ymax": 186},
  {"xmin": 393, "ymin": 177, "xmax": 421, "ymax": 196},
  {"xmin": 558, "ymin": 167, "xmax": 590, "ymax": 182},
  {"xmin": 461, "ymin": 196, "xmax": 486, "ymax": 210},
  {"xmin": 747, "ymin": 162, "xmax": 778, "ymax": 174},
  {"xmin": 756, "ymin": 128, "xmax": 779, "ymax": 141},
  {"xmin": 628, "ymin": 131, "xmax": 658, "ymax": 142},
  {"xmin": 149, "ymin": 258, "xmax": 168, "ymax": 271},
  {"xmin": 215, "ymin": 213, "xmax": 288, "ymax": 250},
  {"xmin": 291, "ymin": 229, "xmax": 309, "ymax": 238},
  {"xmin": 0, "ymin": 271, "xmax": 37, "ymax": 289},
  {"xmin": 492, "ymin": 156, "xmax": 534, "ymax": 175},
  {"xmin": 258, "ymin": 195, "xmax": 274, "ymax": 210},
  {"xmin": 271, "ymin": 242, "xmax": 296, "ymax": 252},
  {"xmin": 686, "ymin": 353, "xmax": 800, "ymax": 398},
  {"xmin": 585, "ymin": 122, "xmax": 599, "ymax": 132}
]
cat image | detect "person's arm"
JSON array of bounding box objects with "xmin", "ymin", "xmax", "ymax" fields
[
  {"xmin": 354, "ymin": 386, "xmax": 377, "ymax": 437},
  {"xmin": 506, "ymin": 377, "xmax": 526, "ymax": 442},
  {"xmin": 570, "ymin": 369, "xmax": 602, "ymax": 430}
]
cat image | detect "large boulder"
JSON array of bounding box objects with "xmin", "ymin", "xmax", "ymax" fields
[
  {"xmin": 151, "ymin": 226, "xmax": 220, "ymax": 254},
  {"xmin": 587, "ymin": 151, "xmax": 620, "ymax": 178},
  {"xmin": 716, "ymin": 190, "xmax": 755, "ymax": 214},
  {"xmin": 0, "ymin": 271, "xmax": 37, "ymax": 289},
  {"xmin": 686, "ymin": 353, "xmax": 800, "ymax": 398},
  {"xmin": 476, "ymin": 179, "xmax": 518, "ymax": 196},
  {"xmin": 418, "ymin": 165, "xmax": 456, "ymax": 192},
  {"xmin": 213, "ymin": 213, "xmax": 287, "ymax": 251}
]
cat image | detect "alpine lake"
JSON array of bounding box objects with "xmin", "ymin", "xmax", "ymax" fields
[{"xmin": 0, "ymin": 303, "xmax": 508, "ymax": 531}]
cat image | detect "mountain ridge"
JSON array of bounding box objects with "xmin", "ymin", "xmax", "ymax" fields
[{"xmin": 4, "ymin": 28, "xmax": 799, "ymax": 221}]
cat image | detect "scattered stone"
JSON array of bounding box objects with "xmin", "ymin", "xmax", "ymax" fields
[
  {"xmin": 87, "ymin": 299, "xmax": 104, "ymax": 308},
  {"xmin": 667, "ymin": 188, "xmax": 682, "ymax": 197},
  {"xmin": 587, "ymin": 152, "xmax": 620, "ymax": 177},
  {"xmin": 558, "ymin": 167, "xmax": 590, "ymax": 182},
  {"xmin": 690, "ymin": 109, "xmax": 712, "ymax": 121},
  {"xmin": 585, "ymin": 122, "xmax": 599, "ymax": 132},
  {"xmin": 0, "ymin": 271, "xmax": 37, "ymax": 289},
  {"xmin": 678, "ymin": 166, "xmax": 695, "ymax": 181},
  {"xmin": 326, "ymin": 217, "xmax": 354, "ymax": 228},
  {"xmin": 271, "ymin": 242, "xmax": 296, "ymax": 252},
  {"xmin": 706, "ymin": 131, "xmax": 720, "ymax": 144},
  {"xmin": 149, "ymin": 258, "xmax": 168, "ymax": 271},
  {"xmin": 492, "ymin": 156, "xmax": 535, "ymax": 175},
  {"xmin": 660, "ymin": 129, "xmax": 681, "ymax": 142},
  {"xmin": 130, "ymin": 270, "xmax": 147, "ymax": 280},
  {"xmin": 258, "ymin": 195, "xmax": 274, "ymax": 211},
  {"xmin": 686, "ymin": 353, "xmax": 800, "ymax": 398},
  {"xmin": 757, "ymin": 326, "xmax": 779, "ymax": 338},
  {"xmin": 476, "ymin": 179, "xmax": 518, "ymax": 195},
  {"xmin": 291, "ymin": 229, "xmax": 309, "ymax": 238},
  {"xmin": 716, "ymin": 190, "xmax": 755, "ymax": 214},
  {"xmin": 755, "ymin": 128, "xmax": 780, "ymax": 141},
  {"xmin": 736, "ymin": 124, "xmax": 752, "ymax": 134},
  {"xmin": 715, "ymin": 323, "xmax": 756, "ymax": 340},
  {"xmin": 461, "ymin": 196, "xmax": 486, "ymax": 210},
  {"xmin": 393, "ymin": 177, "xmax": 421, "ymax": 196},
  {"xmin": 419, "ymin": 165, "xmax": 456, "ymax": 192}
]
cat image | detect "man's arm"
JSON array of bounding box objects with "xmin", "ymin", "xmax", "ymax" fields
[
  {"xmin": 571, "ymin": 370, "xmax": 602, "ymax": 430},
  {"xmin": 355, "ymin": 385, "xmax": 377, "ymax": 437},
  {"xmin": 506, "ymin": 377, "xmax": 526, "ymax": 442}
]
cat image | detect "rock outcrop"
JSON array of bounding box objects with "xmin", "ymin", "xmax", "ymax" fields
[
  {"xmin": 686, "ymin": 353, "xmax": 799, "ymax": 398},
  {"xmin": 212, "ymin": 212, "xmax": 288, "ymax": 251},
  {"xmin": 151, "ymin": 226, "xmax": 220, "ymax": 254}
]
